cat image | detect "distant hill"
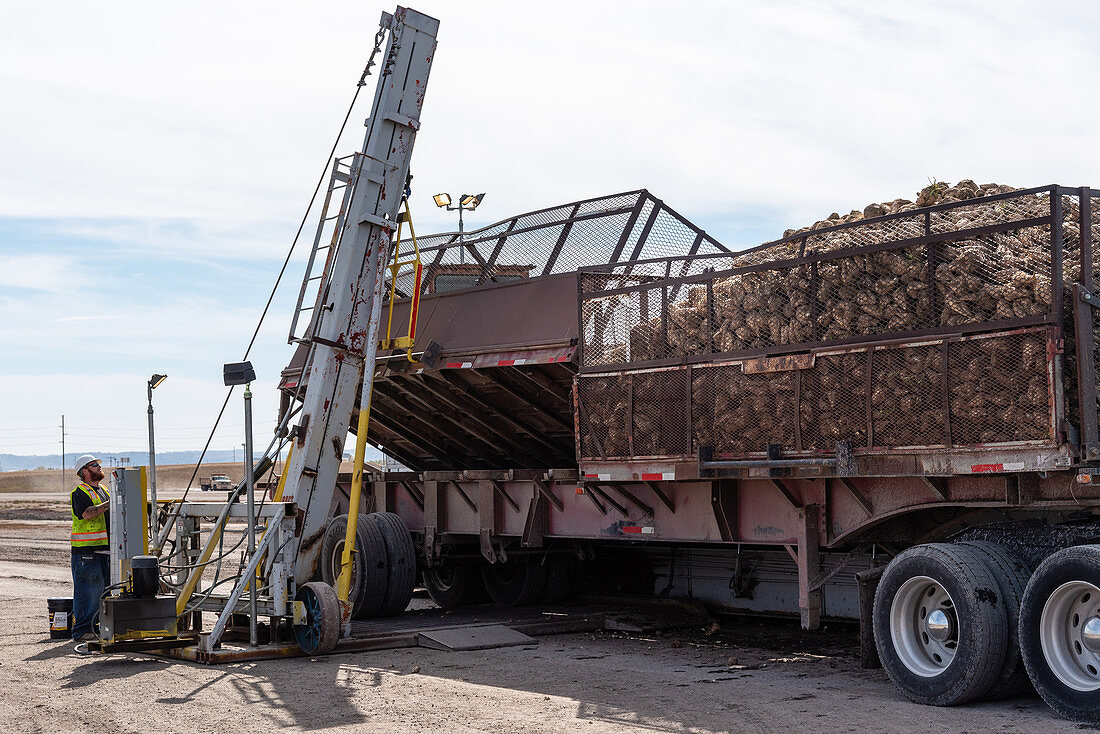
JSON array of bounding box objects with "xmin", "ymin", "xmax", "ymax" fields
[{"xmin": 0, "ymin": 448, "xmax": 381, "ymax": 473}]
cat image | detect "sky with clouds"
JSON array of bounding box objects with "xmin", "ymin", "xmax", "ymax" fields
[{"xmin": 1, "ymin": 0, "xmax": 1098, "ymax": 462}]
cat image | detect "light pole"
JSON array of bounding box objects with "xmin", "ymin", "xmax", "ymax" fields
[
  {"xmin": 433, "ymin": 193, "xmax": 485, "ymax": 263},
  {"xmin": 147, "ymin": 374, "xmax": 167, "ymax": 540},
  {"xmin": 223, "ymin": 360, "xmax": 258, "ymax": 647}
]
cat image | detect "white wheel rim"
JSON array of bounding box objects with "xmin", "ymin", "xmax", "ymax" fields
[
  {"xmin": 1039, "ymin": 580, "xmax": 1100, "ymax": 692},
  {"xmin": 890, "ymin": 575, "xmax": 959, "ymax": 677}
]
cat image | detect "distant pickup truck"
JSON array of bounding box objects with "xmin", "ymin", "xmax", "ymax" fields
[{"xmin": 199, "ymin": 474, "xmax": 234, "ymax": 491}]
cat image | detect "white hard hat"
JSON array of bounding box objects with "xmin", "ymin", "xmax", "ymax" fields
[{"xmin": 75, "ymin": 454, "xmax": 100, "ymax": 477}]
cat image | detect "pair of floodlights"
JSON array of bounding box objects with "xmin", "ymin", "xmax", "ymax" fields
[{"xmin": 432, "ymin": 192, "xmax": 484, "ymax": 211}]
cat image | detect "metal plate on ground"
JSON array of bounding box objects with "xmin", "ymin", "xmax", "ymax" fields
[{"xmin": 418, "ymin": 624, "xmax": 536, "ymax": 651}]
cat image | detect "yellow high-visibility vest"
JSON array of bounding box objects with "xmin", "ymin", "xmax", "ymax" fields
[{"xmin": 70, "ymin": 482, "xmax": 109, "ymax": 548}]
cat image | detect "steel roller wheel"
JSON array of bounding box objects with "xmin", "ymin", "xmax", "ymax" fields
[
  {"xmin": 1020, "ymin": 545, "xmax": 1100, "ymax": 724},
  {"xmin": 424, "ymin": 564, "xmax": 484, "ymax": 609},
  {"xmin": 293, "ymin": 581, "xmax": 340, "ymax": 655},
  {"xmin": 873, "ymin": 543, "xmax": 1008, "ymax": 705}
]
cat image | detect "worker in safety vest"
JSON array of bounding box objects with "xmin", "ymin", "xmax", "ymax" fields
[{"xmin": 70, "ymin": 454, "xmax": 110, "ymax": 641}]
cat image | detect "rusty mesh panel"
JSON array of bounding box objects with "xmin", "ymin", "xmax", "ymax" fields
[
  {"xmin": 577, "ymin": 376, "xmax": 629, "ymax": 459},
  {"xmin": 803, "ymin": 212, "xmax": 924, "ymax": 252},
  {"xmin": 548, "ymin": 211, "xmax": 633, "ymax": 275},
  {"xmin": 690, "ymin": 364, "xmax": 796, "ymax": 454},
  {"xmin": 870, "ymin": 344, "xmax": 946, "ymax": 447},
  {"xmin": 928, "ymin": 192, "xmax": 1050, "ymax": 233},
  {"xmin": 409, "ymin": 191, "xmax": 733, "ymax": 297},
  {"xmin": 932, "ymin": 227, "xmax": 1052, "ymax": 327},
  {"xmin": 815, "ymin": 246, "xmax": 932, "ymax": 341},
  {"xmin": 1092, "ymin": 195, "xmax": 1100, "ymax": 431},
  {"xmin": 665, "ymin": 284, "xmax": 709, "ymax": 358},
  {"xmin": 1061, "ymin": 194, "xmax": 1084, "ymax": 430},
  {"xmin": 631, "ymin": 371, "xmax": 690, "ymax": 457},
  {"xmin": 948, "ymin": 332, "xmax": 1050, "ymax": 445},
  {"xmin": 582, "ymin": 286, "xmax": 673, "ymax": 368},
  {"xmin": 691, "ymin": 367, "xmax": 718, "ymax": 453},
  {"xmin": 800, "ymin": 352, "xmax": 868, "ymax": 451}
]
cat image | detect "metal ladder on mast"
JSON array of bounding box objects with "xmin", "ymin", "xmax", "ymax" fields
[{"xmin": 288, "ymin": 154, "xmax": 358, "ymax": 345}]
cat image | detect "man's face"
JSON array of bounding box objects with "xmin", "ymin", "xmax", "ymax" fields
[{"xmin": 82, "ymin": 462, "xmax": 105, "ymax": 484}]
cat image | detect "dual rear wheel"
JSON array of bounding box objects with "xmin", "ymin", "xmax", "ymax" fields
[
  {"xmin": 1019, "ymin": 545, "xmax": 1100, "ymax": 724},
  {"xmin": 875, "ymin": 541, "xmax": 1100, "ymax": 723}
]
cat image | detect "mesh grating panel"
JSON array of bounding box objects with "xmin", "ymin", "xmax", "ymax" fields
[
  {"xmin": 578, "ymin": 376, "xmax": 628, "ymax": 458},
  {"xmin": 578, "ymin": 328, "xmax": 1055, "ymax": 461},
  {"xmin": 631, "ymin": 371, "xmax": 690, "ymax": 457},
  {"xmin": 870, "ymin": 344, "xmax": 945, "ymax": 447},
  {"xmin": 800, "ymin": 352, "xmax": 867, "ymax": 451},
  {"xmin": 689, "ymin": 365, "xmax": 797, "ymax": 455},
  {"xmin": 948, "ymin": 332, "xmax": 1050, "ymax": 444},
  {"xmin": 581, "ymin": 189, "xmax": 1062, "ymax": 369},
  {"xmin": 394, "ymin": 190, "xmax": 730, "ymax": 299}
]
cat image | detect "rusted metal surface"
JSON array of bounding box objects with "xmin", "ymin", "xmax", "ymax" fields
[
  {"xmin": 578, "ymin": 326, "xmax": 1063, "ymax": 468},
  {"xmin": 358, "ymin": 468, "xmax": 1100, "ymax": 562},
  {"xmin": 742, "ymin": 353, "xmax": 816, "ymax": 374}
]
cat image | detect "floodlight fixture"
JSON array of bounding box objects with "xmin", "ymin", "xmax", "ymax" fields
[
  {"xmin": 223, "ymin": 361, "xmax": 257, "ymax": 386},
  {"xmin": 459, "ymin": 193, "xmax": 485, "ymax": 209},
  {"xmin": 148, "ymin": 373, "xmax": 167, "ymax": 390},
  {"xmin": 433, "ymin": 193, "xmax": 451, "ymax": 208}
]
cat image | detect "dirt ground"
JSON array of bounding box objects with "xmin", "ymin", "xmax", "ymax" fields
[{"xmin": 0, "ymin": 491, "xmax": 1085, "ymax": 733}]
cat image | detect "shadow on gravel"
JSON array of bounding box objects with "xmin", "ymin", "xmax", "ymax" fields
[
  {"xmin": 60, "ymin": 656, "xmax": 169, "ymax": 689},
  {"xmin": 156, "ymin": 671, "xmax": 231, "ymax": 704},
  {"xmin": 25, "ymin": 639, "xmax": 83, "ymax": 661}
]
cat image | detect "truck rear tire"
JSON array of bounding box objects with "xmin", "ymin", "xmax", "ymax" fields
[
  {"xmin": 873, "ymin": 543, "xmax": 1008, "ymax": 705},
  {"xmin": 353, "ymin": 514, "xmax": 390, "ymax": 619},
  {"xmin": 319, "ymin": 514, "xmax": 367, "ymax": 617},
  {"xmin": 956, "ymin": 540, "xmax": 1033, "ymax": 699},
  {"xmin": 1019, "ymin": 545, "xmax": 1100, "ymax": 724},
  {"xmin": 367, "ymin": 512, "xmax": 416, "ymax": 616},
  {"xmin": 481, "ymin": 558, "xmax": 548, "ymax": 607},
  {"xmin": 539, "ymin": 557, "xmax": 574, "ymax": 604},
  {"xmin": 424, "ymin": 564, "xmax": 484, "ymax": 609}
]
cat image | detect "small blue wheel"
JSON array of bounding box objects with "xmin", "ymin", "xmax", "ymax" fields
[{"xmin": 293, "ymin": 581, "xmax": 339, "ymax": 654}]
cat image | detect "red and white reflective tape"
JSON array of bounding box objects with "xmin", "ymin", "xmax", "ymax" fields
[
  {"xmin": 622, "ymin": 526, "xmax": 655, "ymax": 534},
  {"xmin": 970, "ymin": 462, "xmax": 1026, "ymax": 473},
  {"xmin": 495, "ymin": 358, "xmax": 527, "ymax": 367},
  {"xmin": 444, "ymin": 361, "xmax": 474, "ymax": 369},
  {"xmin": 584, "ymin": 473, "xmax": 610, "ymax": 481},
  {"xmin": 283, "ymin": 381, "xmax": 298, "ymax": 389},
  {"xmin": 640, "ymin": 472, "xmax": 675, "ymax": 481}
]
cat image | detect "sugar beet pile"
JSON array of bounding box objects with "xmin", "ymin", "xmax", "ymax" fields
[{"xmin": 582, "ymin": 181, "xmax": 1095, "ymax": 457}]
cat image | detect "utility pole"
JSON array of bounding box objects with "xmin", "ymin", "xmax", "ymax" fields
[{"xmin": 59, "ymin": 415, "xmax": 66, "ymax": 492}]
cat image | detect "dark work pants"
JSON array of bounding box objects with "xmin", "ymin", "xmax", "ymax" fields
[{"xmin": 71, "ymin": 552, "xmax": 108, "ymax": 639}]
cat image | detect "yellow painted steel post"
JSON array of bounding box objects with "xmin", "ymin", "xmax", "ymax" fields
[
  {"xmin": 336, "ymin": 372, "xmax": 373, "ymax": 603},
  {"xmin": 175, "ymin": 523, "xmax": 226, "ymax": 617}
]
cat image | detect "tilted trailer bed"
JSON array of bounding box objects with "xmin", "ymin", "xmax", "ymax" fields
[{"xmin": 282, "ymin": 184, "xmax": 1100, "ymax": 720}]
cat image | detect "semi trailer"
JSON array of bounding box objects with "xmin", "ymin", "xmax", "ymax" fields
[{"xmin": 279, "ymin": 181, "xmax": 1100, "ymax": 722}]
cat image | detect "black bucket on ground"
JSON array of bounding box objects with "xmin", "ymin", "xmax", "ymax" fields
[{"xmin": 47, "ymin": 597, "xmax": 73, "ymax": 639}]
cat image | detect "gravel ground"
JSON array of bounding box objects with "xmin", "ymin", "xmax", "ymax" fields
[{"xmin": 0, "ymin": 513, "xmax": 1085, "ymax": 733}]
